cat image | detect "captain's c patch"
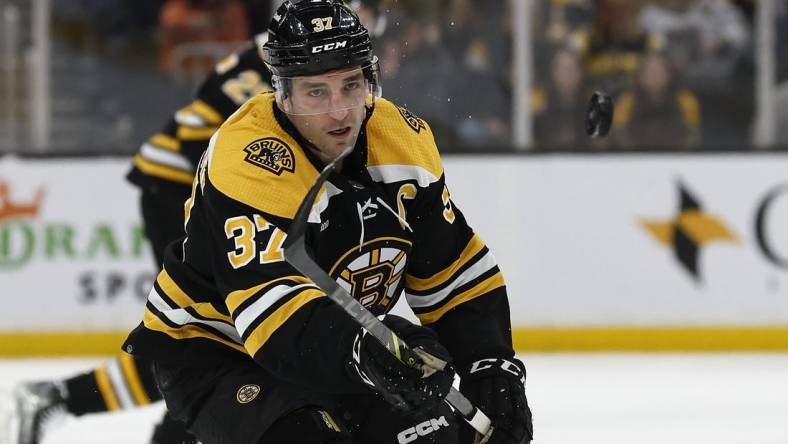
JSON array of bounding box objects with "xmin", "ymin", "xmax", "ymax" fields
[
  {"xmin": 397, "ymin": 106, "xmax": 426, "ymax": 133},
  {"xmin": 243, "ymin": 137, "xmax": 295, "ymax": 175}
]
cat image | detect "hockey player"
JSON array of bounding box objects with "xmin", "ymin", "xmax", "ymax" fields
[
  {"xmin": 123, "ymin": 1, "xmax": 532, "ymax": 443},
  {"xmin": 9, "ymin": 2, "xmax": 388, "ymax": 444}
]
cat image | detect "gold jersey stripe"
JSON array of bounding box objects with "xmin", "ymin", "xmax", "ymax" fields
[
  {"xmin": 94, "ymin": 366, "xmax": 121, "ymax": 411},
  {"xmin": 143, "ymin": 307, "xmax": 246, "ymax": 353},
  {"xmin": 226, "ymin": 276, "xmax": 313, "ymax": 314},
  {"xmin": 192, "ymin": 303, "xmax": 234, "ymax": 324},
  {"xmin": 417, "ymin": 271, "xmax": 505, "ymax": 325},
  {"xmin": 156, "ymin": 269, "xmax": 196, "ymax": 308},
  {"xmin": 118, "ymin": 352, "xmax": 151, "ymax": 406},
  {"xmin": 156, "ymin": 269, "xmax": 234, "ymax": 323},
  {"xmin": 177, "ymin": 125, "xmax": 219, "ymax": 141},
  {"xmin": 133, "ymin": 154, "xmax": 194, "ymax": 185},
  {"xmin": 149, "ymin": 133, "xmax": 180, "ymax": 151},
  {"xmin": 244, "ymin": 288, "xmax": 324, "ymax": 356},
  {"xmin": 187, "ymin": 99, "xmax": 224, "ymax": 125},
  {"xmin": 405, "ymin": 234, "xmax": 486, "ymax": 292}
]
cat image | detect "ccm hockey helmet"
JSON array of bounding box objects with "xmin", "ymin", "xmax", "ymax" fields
[
  {"xmin": 264, "ymin": 0, "xmax": 376, "ymax": 77},
  {"xmin": 263, "ymin": 0, "xmax": 381, "ymax": 115}
]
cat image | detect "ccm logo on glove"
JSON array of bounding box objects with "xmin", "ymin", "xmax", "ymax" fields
[{"xmin": 469, "ymin": 358, "xmax": 525, "ymax": 384}]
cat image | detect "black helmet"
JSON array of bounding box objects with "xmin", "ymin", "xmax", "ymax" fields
[{"xmin": 263, "ymin": 0, "xmax": 375, "ymax": 78}]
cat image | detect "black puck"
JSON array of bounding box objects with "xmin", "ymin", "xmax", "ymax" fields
[{"xmin": 586, "ymin": 91, "xmax": 614, "ymax": 138}]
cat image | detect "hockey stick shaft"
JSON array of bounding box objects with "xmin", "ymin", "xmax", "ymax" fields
[{"xmin": 282, "ymin": 147, "xmax": 492, "ymax": 437}]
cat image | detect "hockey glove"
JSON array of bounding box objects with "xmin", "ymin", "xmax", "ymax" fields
[
  {"xmin": 348, "ymin": 315, "xmax": 455, "ymax": 416},
  {"xmin": 459, "ymin": 357, "xmax": 533, "ymax": 444}
]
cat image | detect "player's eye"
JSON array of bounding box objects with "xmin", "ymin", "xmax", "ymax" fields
[
  {"xmin": 344, "ymin": 81, "xmax": 361, "ymax": 92},
  {"xmin": 307, "ymin": 88, "xmax": 326, "ymax": 98}
]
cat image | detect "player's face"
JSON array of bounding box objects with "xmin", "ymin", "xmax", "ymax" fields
[{"xmin": 285, "ymin": 68, "xmax": 368, "ymax": 164}]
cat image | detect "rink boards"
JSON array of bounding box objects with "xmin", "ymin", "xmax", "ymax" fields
[{"xmin": 1, "ymin": 154, "xmax": 787, "ymax": 354}]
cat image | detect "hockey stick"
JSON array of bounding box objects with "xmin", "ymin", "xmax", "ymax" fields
[{"xmin": 282, "ymin": 147, "xmax": 493, "ymax": 440}]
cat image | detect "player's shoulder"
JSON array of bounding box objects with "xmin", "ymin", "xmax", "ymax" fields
[
  {"xmin": 366, "ymin": 98, "xmax": 443, "ymax": 185},
  {"xmin": 206, "ymin": 92, "xmax": 317, "ymax": 220},
  {"xmin": 213, "ymin": 34, "xmax": 268, "ymax": 78}
]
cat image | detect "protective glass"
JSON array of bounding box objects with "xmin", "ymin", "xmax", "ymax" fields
[{"xmin": 273, "ymin": 60, "xmax": 381, "ymax": 116}]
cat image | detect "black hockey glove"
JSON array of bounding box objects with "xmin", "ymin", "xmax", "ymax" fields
[
  {"xmin": 459, "ymin": 357, "xmax": 533, "ymax": 444},
  {"xmin": 348, "ymin": 315, "xmax": 455, "ymax": 416}
]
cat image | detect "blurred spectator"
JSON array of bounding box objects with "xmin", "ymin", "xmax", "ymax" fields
[
  {"xmin": 580, "ymin": 0, "xmax": 664, "ymax": 97},
  {"xmin": 443, "ymin": 0, "xmax": 510, "ymax": 146},
  {"xmin": 532, "ymin": 46, "xmax": 588, "ymax": 148},
  {"xmin": 641, "ymin": 0, "xmax": 753, "ymax": 149},
  {"xmin": 533, "ymin": 0, "xmax": 594, "ymax": 44},
  {"xmin": 612, "ymin": 51, "xmax": 701, "ymax": 149},
  {"xmin": 378, "ymin": 19, "xmax": 459, "ymax": 147},
  {"xmin": 640, "ymin": 0, "xmax": 750, "ymax": 81},
  {"xmin": 159, "ymin": 0, "xmax": 249, "ymax": 75}
]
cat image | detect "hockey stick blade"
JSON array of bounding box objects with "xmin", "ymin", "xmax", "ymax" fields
[{"xmin": 282, "ymin": 147, "xmax": 493, "ymax": 438}]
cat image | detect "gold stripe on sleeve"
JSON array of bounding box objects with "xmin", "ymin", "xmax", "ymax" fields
[
  {"xmin": 143, "ymin": 308, "xmax": 247, "ymax": 353},
  {"xmin": 157, "ymin": 270, "xmax": 234, "ymax": 323},
  {"xmin": 149, "ymin": 133, "xmax": 180, "ymax": 151},
  {"xmin": 188, "ymin": 100, "xmax": 224, "ymax": 125},
  {"xmin": 133, "ymin": 154, "xmax": 195, "ymax": 185},
  {"xmin": 177, "ymin": 126, "xmax": 219, "ymax": 141},
  {"xmin": 225, "ymin": 276, "xmax": 312, "ymax": 315},
  {"xmin": 94, "ymin": 366, "xmax": 121, "ymax": 411},
  {"xmin": 156, "ymin": 270, "xmax": 196, "ymax": 308},
  {"xmin": 118, "ymin": 353, "xmax": 151, "ymax": 406},
  {"xmin": 405, "ymin": 234, "xmax": 486, "ymax": 292},
  {"xmin": 244, "ymin": 288, "xmax": 324, "ymax": 356},
  {"xmin": 416, "ymin": 271, "xmax": 505, "ymax": 325}
]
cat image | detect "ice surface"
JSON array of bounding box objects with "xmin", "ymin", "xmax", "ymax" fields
[{"xmin": 1, "ymin": 354, "xmax": 787, "ymax": 443}]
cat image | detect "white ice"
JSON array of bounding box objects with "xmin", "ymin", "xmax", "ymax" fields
[{"xmin": 1, "ymin": 353, "xmax": 788, "ymax": 443}]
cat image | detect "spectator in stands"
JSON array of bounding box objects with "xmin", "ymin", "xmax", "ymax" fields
[
  {"xmin": 159, "ymin": 0, "xmax": 249, "ymax": 74},
  {"xmin": 443, "ymin": 0, "xmax": 510, "ymax": 146},
  {"xmin": 639, "ymin": 0, "xmax": 750, "ymax": 81},
  {"xmin": 379, "ymin": 19, "xmax": 459, "ymax": 147},
  {"xmin": 640, "ymin": 0, "xmax": 753, "ymax": 149},
  {"xmin": 533, "ymin": 0, "xmax": 594, "ymax": 45},
  {"xmin": 612, "ymin": 51, "xmax": 701, "ymax": 149},
  {"xmin": 532, "ymin": 46, "xmax": 588, "ymax": 149},
  {"xmin": 580, "ymin": 0, "xmax": 664, "ymax": 97}
]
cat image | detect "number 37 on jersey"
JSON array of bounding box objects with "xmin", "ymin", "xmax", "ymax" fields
[{"xmin": 224, "ymin": 214, "xmax": 286, "ymax": 269}]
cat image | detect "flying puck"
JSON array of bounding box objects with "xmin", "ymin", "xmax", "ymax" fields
[{"xmin": 586, "ymin": 91, "xmax": 614, "ymax": 138}]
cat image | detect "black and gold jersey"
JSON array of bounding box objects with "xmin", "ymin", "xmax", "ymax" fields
[
  {"xmin": 124, "ymin": 93, "xmax": 515, "ymax": 392},
  {"xmin": 127, "ymin": 34, "xmax": 272, "ymax": 189}
]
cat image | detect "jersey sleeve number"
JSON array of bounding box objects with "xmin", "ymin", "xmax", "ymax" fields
[
  {"xmin": 221, "ymin": 70, "xmax": 267, "ymax": 106},
  {"xmin": 225, "ymin": 214, "xmax": 286, "ymax": 269}
]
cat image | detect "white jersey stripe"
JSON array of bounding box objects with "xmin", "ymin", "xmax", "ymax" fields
[
  {"xmin": 367, "ymin": 165, "xmax": 440, "ymax": 187},
  {"xmin": 174, "ymin": 110, "xmax": 208, "ymax": 127},
  {"xmin": 140, "ymin": 143, "xmax": 194, "ymax": 172},
  {"xmin": 106, "ymin": 359, "xmax": 135, "ymax": 409},
  {"xmin": 234, "ymin": 283, "xmax": 319, "ymax": 337},
  {"xmin": 405, "ymin": 251, "xmax": 498, "ymax": 309},
  {"xmin": 148, "ymin": 287, "xmax": 243, "ymax": 343}
]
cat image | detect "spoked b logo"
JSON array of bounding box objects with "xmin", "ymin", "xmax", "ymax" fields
[{"xmin": 330, "ymin": 237, "xmax": 410, "ymax": 311}]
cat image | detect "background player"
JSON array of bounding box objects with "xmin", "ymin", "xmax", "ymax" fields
[{"xmin": 9, "ymin": 2, "xmax": 387, "ymax": 444}]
